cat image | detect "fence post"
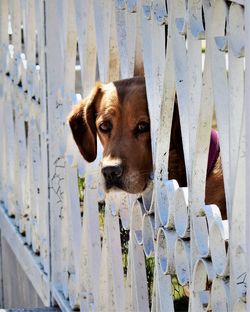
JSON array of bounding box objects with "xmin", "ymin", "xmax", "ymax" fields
[
  {"xmin": 246, "ymin": 1, "xmax": 250, "ymax": 311},
  {"xmin": 44, "ymin": 0, "xmax": 65, "ymax": 299}
]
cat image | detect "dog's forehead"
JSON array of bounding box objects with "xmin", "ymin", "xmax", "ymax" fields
[
  {"xmin": 100, "ymin": 80, "xmax": 147, "ymax": 111},
  {"xmin": 101, "ymin": 82, "xmax": 118, "ymax": 104},
  {"xmin": 96, "ymin": 83, "xmax": 119, "ymax": 117}
]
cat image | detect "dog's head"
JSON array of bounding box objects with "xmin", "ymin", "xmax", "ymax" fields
[{"xmin": 68, "ymin": 77, "xmax": 153, "ymax": 193}]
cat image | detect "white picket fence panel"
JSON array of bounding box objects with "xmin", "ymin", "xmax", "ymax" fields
[{"xmin": 0, "ymin": 0, "xmax": 249, "ymax": 311}]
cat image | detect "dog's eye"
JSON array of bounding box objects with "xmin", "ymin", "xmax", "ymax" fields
[
  {"xmin": 99, "ymin": 121, "xmax": 112, "ymax": 133},
  {"xmin": 135, "ymin": 121, "xmax": 150, "ymax": 134}
]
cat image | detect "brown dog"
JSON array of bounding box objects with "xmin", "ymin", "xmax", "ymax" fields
[{"xmin": 68, "ymin": 77, "xmax": 226, "ymax": 219}]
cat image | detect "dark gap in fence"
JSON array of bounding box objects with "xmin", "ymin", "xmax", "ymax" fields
[
  {"xmin": 98, "ymin": 200, "xmax": 105, "ymax": 248},
  {"xmin": 119, "ymin": 218, "xmax": 129, "ymax": 277},
  {"xmin": 75, "ymin": 42, "xmax": 82, "ymax": 95}
]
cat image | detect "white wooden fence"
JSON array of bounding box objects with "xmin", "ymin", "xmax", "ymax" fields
[{"xmin": 0, "ymin": 0, "xmax": 249, "ymax": 311}]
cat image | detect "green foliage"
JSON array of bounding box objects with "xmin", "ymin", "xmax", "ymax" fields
[
  {"xmin": 78, "ymin": 176, "xmax": 85, "ymax": 206},
  {"xmin": 172, "ymin": 276, "xmax": 189, "ymax": 311},
  {"xmin": 145, "ymin": 256, "xmax": 155, "ymax": 305},
  {"xmin": 98, "ymin": 200, "xmax": 105, "ymax": 246},
  {"xmin": 172, "ymin": 275, "xmax": 186, "ymax": 299},
  {"xmin": 120, "ymin": 224, "xmax": 129, "ymax": 276}
]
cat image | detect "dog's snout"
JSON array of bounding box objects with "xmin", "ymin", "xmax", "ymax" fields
[{"xmin": 102, "ymin": 165, "xmax": 123, "ymax": 182}]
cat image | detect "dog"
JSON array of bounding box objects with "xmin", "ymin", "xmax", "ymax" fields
[{"xmin": 68, "ymin": 76, "xmax": 226, "ymax": 219}]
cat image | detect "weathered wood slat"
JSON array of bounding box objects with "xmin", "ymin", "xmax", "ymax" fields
[{"xmin": 0, "ymin": 204, "xmax": 50, "ymax": 305}]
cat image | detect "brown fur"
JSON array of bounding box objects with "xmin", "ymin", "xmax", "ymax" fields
[{"xmin": 68, "ymin": 77, "xmax": 226, "ymax": 218}]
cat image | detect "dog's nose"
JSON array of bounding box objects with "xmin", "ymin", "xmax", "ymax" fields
[{"xmin": 101, "ymin": 165, "xmax": 123, "ymax": 181}]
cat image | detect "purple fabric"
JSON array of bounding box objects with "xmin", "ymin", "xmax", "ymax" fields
[{"xmin": 207, "ymin": 129, "xmax": 219, "ymax": 175}]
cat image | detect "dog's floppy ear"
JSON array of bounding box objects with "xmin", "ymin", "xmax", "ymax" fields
[{"xmin": 68, "ymin": 84, "xmax": 102, "ymax": 162}]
